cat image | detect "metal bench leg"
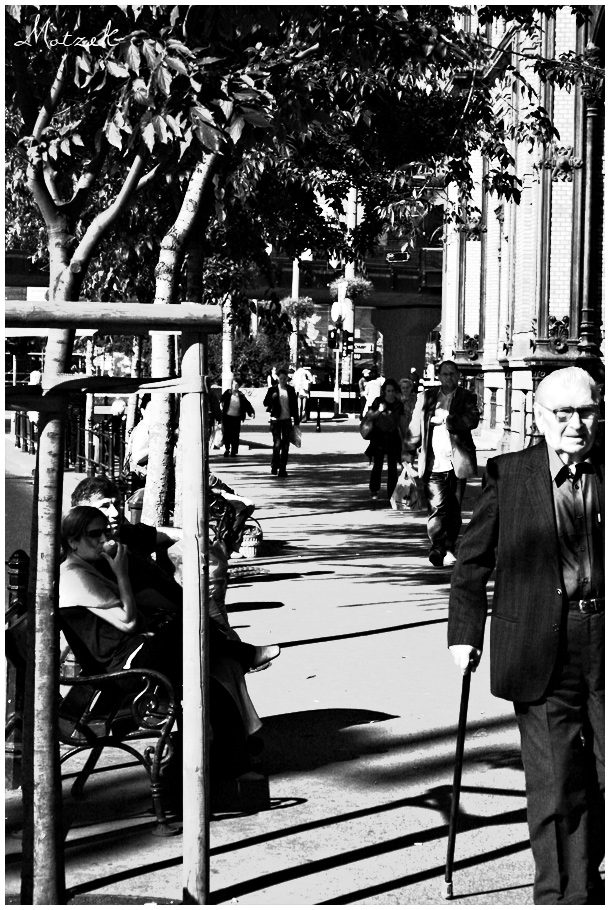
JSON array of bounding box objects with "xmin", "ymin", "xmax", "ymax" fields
[
  {"xmin": 149, "ymin": 726, "xmax": 182, "ymax": 837},
  {"xmin": 71, "ymin": 746, "xmax": 104, "ymax": 800}
]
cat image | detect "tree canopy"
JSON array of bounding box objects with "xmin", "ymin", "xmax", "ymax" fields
[{"xmin": 7, "ymin": 3, "xmax": 602, "ymax": 301}]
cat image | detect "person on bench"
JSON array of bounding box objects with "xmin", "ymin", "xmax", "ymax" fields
[
  {"xmin": 70, "ymin": 475, "xmax": 269, "ymax": 644},
  {"xmin": 60, "ymin": 506, "xmax": 278, "ymax": 781}
]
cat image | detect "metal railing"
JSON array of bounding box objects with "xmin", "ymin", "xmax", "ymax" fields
[{"xmin": 14, "ymin": 408, "xmax": 127, "ymax": 479}]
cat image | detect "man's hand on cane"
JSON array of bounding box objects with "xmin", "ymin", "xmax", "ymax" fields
[{"xmin": 449, "ymin": 645, "xmax": 482, "ymax": 675}]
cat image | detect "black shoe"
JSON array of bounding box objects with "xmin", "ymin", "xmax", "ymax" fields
[
  {"xmin": 271, "ymin": 468, "xmax": 277, "ymax": 475},
  {"xmin": 223, "ymin": 450, "xmax": 230, "ymax": 457},
  {"xmin": 429, "ymin": 547, "xmax": 445, "ymax": 567},
  {"xmin": 278, "ymin": 470, "xmax": 288, "ymax": 478}
]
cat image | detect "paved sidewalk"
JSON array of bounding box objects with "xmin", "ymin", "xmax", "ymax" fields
[{"xmin": 5, "ymin": 425, "xmax": 541, "ymax": 905}]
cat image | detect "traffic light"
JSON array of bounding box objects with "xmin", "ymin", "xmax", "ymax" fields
[
  {"xmin": 341, "ymin": 330, "xmax": 354, "ymax": 355},
  {"xmin": 328, "ymin": 328, "xmax": 339, "ymax": 349}
]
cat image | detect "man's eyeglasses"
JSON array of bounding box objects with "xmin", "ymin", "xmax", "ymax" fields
[
  {"xmin": 84, "ymin": 528, "xmax": 108, "ymax": 540},
  {"xmin": 538, "ymin": 404, "xmax": 599, "ymax": 424}
]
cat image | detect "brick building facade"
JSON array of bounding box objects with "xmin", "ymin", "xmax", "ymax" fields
[{"xmin": 441, "ymin": 6, "xmax": 605, "ymax": 451}]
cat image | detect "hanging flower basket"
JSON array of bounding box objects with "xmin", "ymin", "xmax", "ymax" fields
[{"xmin": 329, "ymin": 277, "xmax": 374, "ymax": 301}]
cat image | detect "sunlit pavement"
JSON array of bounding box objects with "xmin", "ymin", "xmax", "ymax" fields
[{"xmin": 5, "ymin": 425, "xmax": 546, "ymax": 904}]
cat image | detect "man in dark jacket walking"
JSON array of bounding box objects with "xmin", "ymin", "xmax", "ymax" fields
[
  {"xmin": 403, "ymin": 360, "xmax": 480, "ymax": 567},
  {"xmin": 220, "ymin": 377, "xmax": 255, "ymax": 457},
  {"xmin": 263, "ymin": 367, "xmax": 299, "ymax": 477},
  {"xmin": 448, "ymin": 366, "xmax": 604, "ymax": 905}
]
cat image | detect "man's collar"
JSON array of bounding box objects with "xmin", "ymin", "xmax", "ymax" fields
[
  {"xmin": 547, "ymin": 444, "xmax": 594, "ymax": 484},
  {"xmin": 438, "ymin": 387, "xmax": 456, "ymax": 401}
]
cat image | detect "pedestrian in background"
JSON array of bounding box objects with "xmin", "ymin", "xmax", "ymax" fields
[
  {"xmin": 123, "ymin": 394, "xmax": 152, "ymax": 491},
  {"xmin": 292, "ymin": 363, "xmax": 313, "ymax": 422},
  {"xmin": 221, "ymin": 377, "xmax": 255, "ymax": 457},
  {"xmin": 403, "ymin": 360, "xmax": 480, "ymax": 567},
  {"xmin": 364, "ymin": 370, "xmax": 383, "ymax": 412},
  {"xmin": 409, "ymin": 366, "xmax": 421, "ymax": 391},
  {"xmin": 267, "ymin": 366, "xmax": 279, "ymax": 388},
  {"xmin": 398, "ymin": 376, "xmax": 417, "ymax": 425},
  {"xmin": 358, "ymin": 369, "xmax": 371, "ymax": 417},
  {"xmin": 365, "ymin": 378, "xmax": 405, "ymax": 501},
  {"xmin": 263, "ymin": 368, "xmax": 300, "ymax": 478},
  {"xmin": 448, "ymin": 367, "xmax": 604, "ymax": 905}
]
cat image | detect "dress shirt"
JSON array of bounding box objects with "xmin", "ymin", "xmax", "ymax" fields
[
  {"xmin": 547, "ymin": 445, "xmax": 604, "ymax": 601},
  {"xmin": 277, "ymin": 387, "xmax": 291, "ymax": 420}
]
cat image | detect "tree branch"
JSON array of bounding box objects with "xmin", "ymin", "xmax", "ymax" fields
[
  {"xmin": 65, "ymin": 140, "xmax": 110, "ymax": 218},
  {"xmin": 26, "ymin": 154, "xmax": 65, "ymax": 232},
  {"xmin": 69, "ymin": 143, "xmax": 151, "ymax": 277},
  {"xmin": 42, "ymin": 162, "xmax": 65, "ymax": 207},
  {"xmin": 136, "ymin": 163, "xmax": 162, "ymax": 192},
  {"xmin": 32, "ymin": 55, "xmax": 71, "ymax": 141}
]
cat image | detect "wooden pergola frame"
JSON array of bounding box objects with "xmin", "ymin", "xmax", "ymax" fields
[{"xmin": 5, "ymin": 300, "xmax": 223, "ymax": 905}]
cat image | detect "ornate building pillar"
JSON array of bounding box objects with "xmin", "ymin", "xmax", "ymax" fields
[{"xmin": 577, "ymin": 92, "xmax": 602, "ymax": 355}]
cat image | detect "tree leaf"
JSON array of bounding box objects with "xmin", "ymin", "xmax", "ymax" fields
[
  {"xmin": 166, "ymin": 56, "xmax": 188, "ymax": 76},
  {"xmin": 165, "ymin": 114, "xmax": 183, "ymax": 136},
  {"xmin": 155, "ymin": 65, "xmax": 172, "ymax": 96},
  {"xmin": 77, "ymin": 54, "xmax": 92, "ymax": 74},
  {"xmin": 141, "ymin": 39, "xmax": 159, "ymax": 69},
  {"xmin": 126, "ymin": 42, "xmax": 141, "ymax": 74},
  {"xmin": 241, "ymin": 108, "xmax": 272, "ymax": 129},
  {"xmin": 107, "ymin": 60, "xmax": 129, "ymax": 79},
  {"xmin": 228, "ymin": 116, "xmax": 245, "ymax": 143},
  {"xmin": 194, "ymin": 123, "xmax": 222, "ymax": 151},
  {"xmin": 167, "ymin": 39, "xmax": 193, "ymax": 57},
  {"xmin": 152, "ymin": 115, "xmax": 169, "ymax": 143},
  {"xmin": 105, "ymin": 121, "xmax": 123, "ymax": 150},
  {"xmin": 142, "ymin": 121, "xmax": 156, "ymax": 151}
]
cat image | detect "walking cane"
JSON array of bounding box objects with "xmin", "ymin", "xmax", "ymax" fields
[{"xmin": 443, "ymin": 660, "xmax": 473, "ymax": 900}]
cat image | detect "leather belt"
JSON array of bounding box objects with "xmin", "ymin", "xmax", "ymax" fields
[{"xmin": 567, "ymin": 598, "xmax": 605, "ymax": 614}]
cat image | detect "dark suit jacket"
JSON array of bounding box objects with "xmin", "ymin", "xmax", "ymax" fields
[
  {"xmin": 263, "ymin": 384, "xmax": 300, "ymax": 423},
  {"xmin": 405, "ymin": 385, "xmax": 480, "ymax": 479},
  {"xmin": 448, "ymin": 440, "xmax": 605, "ymax": 703}
]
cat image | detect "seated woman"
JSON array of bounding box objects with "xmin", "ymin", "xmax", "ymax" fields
[{"xmin": 59, "ymin": 506, "xmax": 276, "ymax": 780}]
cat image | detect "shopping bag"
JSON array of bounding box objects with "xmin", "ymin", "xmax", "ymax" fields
[
  {"xmin": 211, "ymin": 424, "xmax": 224, "ymax": 450},
  {"xmin": 390, "ymin": 464, "xmax": 424, "ymax": 511},
  {"xmin": 290, "ymin": 425, "xmax": 302, "ymax": 448},
  {"xmin": 359, "ymin": 416, "xmax": 374, "ymax": 440}
]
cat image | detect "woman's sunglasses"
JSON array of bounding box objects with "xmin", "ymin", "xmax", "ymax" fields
[{"xmin": 84, "ymin": 528, "xmax": 108, "ymax": 540}]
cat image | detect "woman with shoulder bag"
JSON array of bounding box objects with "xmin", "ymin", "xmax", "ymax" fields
[{"xmin": 365, "ymin": 378, "xmax": 405, "ymax": 502}]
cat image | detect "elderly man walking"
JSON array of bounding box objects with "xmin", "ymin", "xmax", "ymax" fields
[
  {"xmin": 448, "ymin": 366, "xmax": 604, "ymax": 905},
  {"xmin": 403, "ymin": 360, "xmax": 480, "ymax": 567}
]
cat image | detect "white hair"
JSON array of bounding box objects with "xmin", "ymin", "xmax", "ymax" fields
[{"xmin": 535, "ymin": 367, "xmax": 600, "ymax": 405}]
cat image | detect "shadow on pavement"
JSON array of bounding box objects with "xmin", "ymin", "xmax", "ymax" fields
[
  {"xmin": 211, "ymin": 792, "xmax": 530, "ymax": 905},
  {"xmin": 257, "ymin": 710, "xmax": 519, "ymax": 778}
]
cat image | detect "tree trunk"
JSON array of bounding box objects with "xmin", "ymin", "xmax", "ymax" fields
[
  {"xmin": 18, "ymin": 51, "xmax": 161, "ymax": 898},
  {"xmin": 221, "ymin": 294, "xmax": 233, "ymax": 391},
  {"xmin": 125, "ymin": 337, "xmax": 143, "ymax": 439},
  {"xmin": 142, "ymin": 153, "xmax": 220, "ymax": 527}
]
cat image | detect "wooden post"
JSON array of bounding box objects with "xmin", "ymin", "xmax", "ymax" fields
[{"xmin": 180, "ymin": 330, "xmax": 211, "ymax": 904}]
